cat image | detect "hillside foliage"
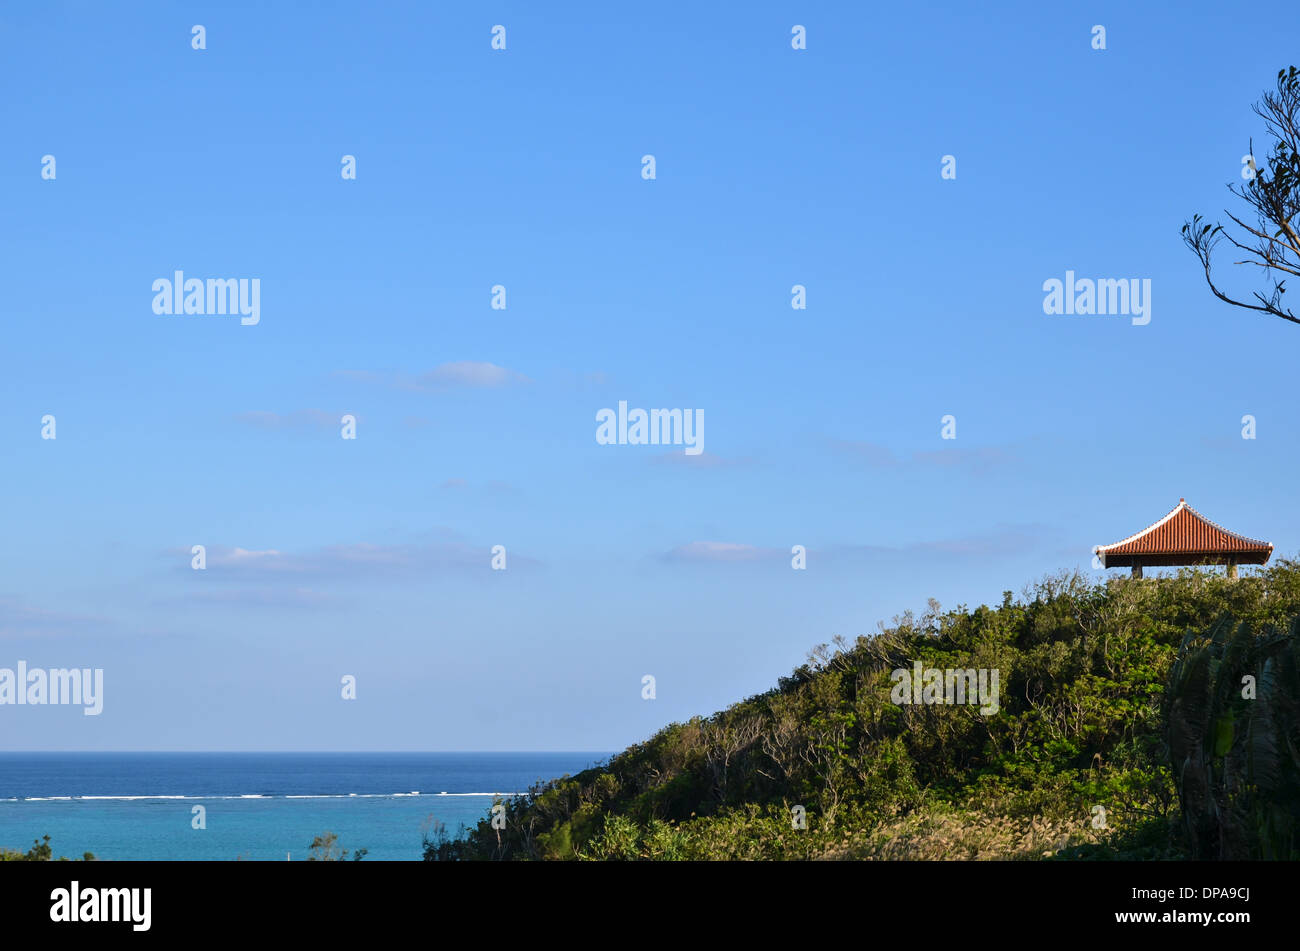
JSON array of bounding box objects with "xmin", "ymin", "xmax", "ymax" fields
[
  {"xmin": 427, "ymin": 563, "xmax": 1300, "ymax": 860},
  {"xmin": 0, "ymin": 835, "xmax": 95, "ymax": 862}
]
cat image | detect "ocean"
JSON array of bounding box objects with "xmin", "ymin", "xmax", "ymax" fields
[{"xmin": 0, "ymin": 752, "xmax": 609, "ymax": 861}]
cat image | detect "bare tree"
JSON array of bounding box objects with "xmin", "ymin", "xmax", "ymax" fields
[
  {"xmin": 1183, "ymin": 67, "xmax": 1300, "ymax": 325},
  {"xmin": 307, "ymin": 830, "xmax": 367, "ymax": 861},
  {"xmin": 700, "ymin": 714, "xmax": 764, "ymax": 802}
]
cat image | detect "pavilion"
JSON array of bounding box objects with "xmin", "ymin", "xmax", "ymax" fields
[{"xmin": 1094, "ymin": 499, "xmax": 1272, "ymax": 579}]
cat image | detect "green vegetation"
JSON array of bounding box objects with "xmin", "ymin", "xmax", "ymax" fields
[
  {"xmin": 428, "ymin": 564, "xmax": 1300, "ymax": 861},
  {"xmin": 1168, "ymin": 615, "xmax": 1300, "ymax": 859},
  {"xmin": 0, "ymin": 835, "xmax": 95, "ymax": 862}
]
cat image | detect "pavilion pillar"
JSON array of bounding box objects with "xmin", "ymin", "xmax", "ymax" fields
[
  {"xmin": 1227, "ymin": 562, "xmax": 1238, "ymax": 580},
  {"xmin": 1131, "ymin": 565, "xmax": 1143, "ymax": 579}
]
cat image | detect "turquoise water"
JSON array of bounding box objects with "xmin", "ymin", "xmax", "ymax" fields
[{"xmin": 0, "ymin": 752, "xmax": 608, "ymax": 860}]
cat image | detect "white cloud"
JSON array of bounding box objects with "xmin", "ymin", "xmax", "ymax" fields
[
  {"xmin": 419, "ymin": 361, "xmax": 527, "ymax": 388},
  {"xmin": 175, "ymin": 537, "xmax": 542, "ymax": 578},
  {"xmin": 0, "ymin": 598, "xmax": 112, "ymax": 639},
  {"xmin": 662, "ymin": 541, "xmax": 782, "ymax": 563}
]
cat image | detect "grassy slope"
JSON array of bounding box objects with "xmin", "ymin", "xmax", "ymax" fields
[{"xmin": 430, "ymin": 563, "xmax": 1300, "ymax": 860}]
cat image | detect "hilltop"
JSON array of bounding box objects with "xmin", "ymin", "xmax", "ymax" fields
[{"xmin": 428, "ymin": 563, "xmax": 1300, "ymax": 860}]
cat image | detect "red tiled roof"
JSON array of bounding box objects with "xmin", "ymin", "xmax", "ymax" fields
[{"xmin": 1094, "ymin": 499, "xmax": 1272, "ymax": 565}]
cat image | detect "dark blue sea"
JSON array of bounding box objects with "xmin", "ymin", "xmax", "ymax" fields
[{"xmin": 0, "ymin": 752, "xmax": 608, "ymax": 860}]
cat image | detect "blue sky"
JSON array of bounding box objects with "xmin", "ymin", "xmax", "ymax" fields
[{"xmin": 2, "ymin": 2, "xmax": 1298, "ymax": 751}]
